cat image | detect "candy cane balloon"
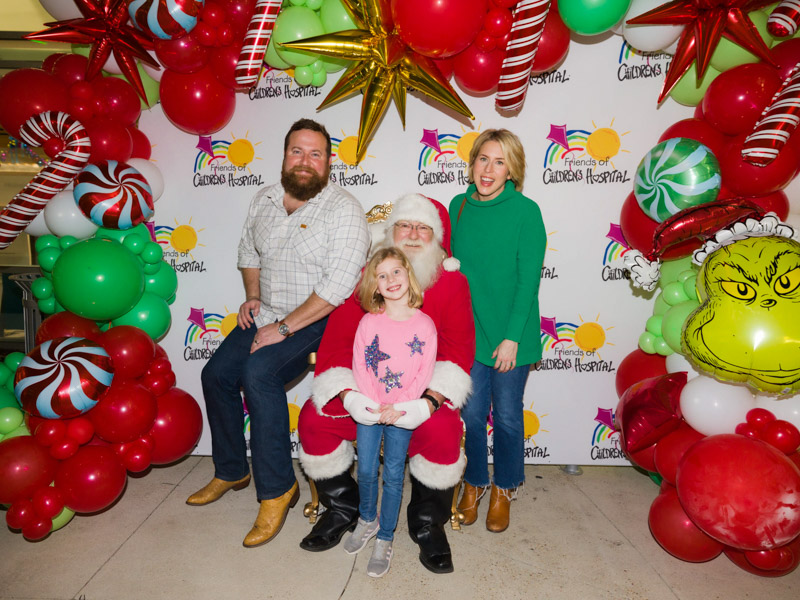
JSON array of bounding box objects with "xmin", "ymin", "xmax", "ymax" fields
[
  {"xmin": 234, "ymin": 0, "xmax": 283, "ymax": 88},
  {"xmin": 742, "ymin": 63, "xmax": 800, "ymax": 167},
  {"xmin": 0, "ymin": 112, "xmax": 90, "ymax": 250},
  {"xmin": 496, "ymin": 0, "xmax": 552, "ymax": 113},
  {"xmin": 768, "ymin": 1, "xmax": 800, "ymax": 38}
]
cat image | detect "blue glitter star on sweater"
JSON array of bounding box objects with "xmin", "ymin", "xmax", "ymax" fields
[
  {"xmin": 406, "ymin": 334, "xmax": 425, "ymax": 356},
  {"xmin": 379, "ymin": 366, "xmax": 404, "ymax": 393},
  {"xmin": 365, "ymin": 334, "xmax": 391, "ymax": 376}
]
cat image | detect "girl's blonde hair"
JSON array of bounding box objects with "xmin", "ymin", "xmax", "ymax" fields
[
  {"xmin": 467, "ymin": 128, "xmax": 526, "ymax": 191},
  {"xmin": 359, "ymin": 247, "xmax": 423, "ymax": 313}
]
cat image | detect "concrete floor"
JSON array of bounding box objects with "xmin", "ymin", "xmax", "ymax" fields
[{"xmin": 1, "ymin": 458, "xmax": 797, "ymax": 600}]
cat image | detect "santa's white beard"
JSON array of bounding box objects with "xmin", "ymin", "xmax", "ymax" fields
[{"xmin": 398, "ymin": 239, "xmax": 444, "ymax": 290}]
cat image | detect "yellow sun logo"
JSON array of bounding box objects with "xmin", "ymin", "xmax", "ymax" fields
[
  {"xmin": 455, "ymin": 124, "xmax": 483, "ymax": 162},
  {"xmin": 570, "ymin": 314, "xmax": 615, "ymax": 359},
  {"xmin": 219, "ymin": 311, "xmax": 238, "ymax": 338},
  {"xmin": 335, "ymin": 131, "xmax": 375, "ymax": 168},
  {"xmin": 226, "ymin": 132, "xmax": 263, "ymax": 172},
  {"xmin": 169, "ymin": 217, "xmax": 205, "ymax": 256},
  {"xmin": 523, "ymin": 402, "xmax": 549, "ymax": 445},
  {"xmin": 579, "ymin": 119, "xmax": 630, "ymax": 169},
  {"xmin": 288, "ymin": 396, "xmax": 302, "ymax": 434}
]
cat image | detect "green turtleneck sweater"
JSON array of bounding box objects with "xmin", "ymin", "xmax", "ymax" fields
[{"xmin": 449, "ymin": 180, "xmax": 546, "ymax": 367}]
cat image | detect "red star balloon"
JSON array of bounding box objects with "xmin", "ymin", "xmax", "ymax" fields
[
  {"xmin": 626, "ymin": 0, "xmax": 776, "ymax": 103},
  {"xmin": 24, "ymin": 0, "xmax": 158, "ymax": 101}
]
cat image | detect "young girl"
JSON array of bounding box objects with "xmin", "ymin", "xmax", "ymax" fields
[{"xmin": 342, "ymin": 247, "xmax": 437, "ymax": 577}]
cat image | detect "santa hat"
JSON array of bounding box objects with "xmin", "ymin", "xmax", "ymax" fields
[{"xmin": 370, "ymin": 193, "xmax": 460, "ymax": 272}]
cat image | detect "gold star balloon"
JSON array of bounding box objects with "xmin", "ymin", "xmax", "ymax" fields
[
  {"xmin": 279, "ymin": 0, "xmax": 474, "ymax": 163},
  {"xmin": 626, "ymin": 0, "xmax": 775, "ymax": 103}
]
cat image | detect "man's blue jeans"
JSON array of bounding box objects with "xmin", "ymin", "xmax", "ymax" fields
[
  {"xmin": 462, "ymin": 360, "xmax": 530, "ymax": 490},
  {"xmin": 356, "ymin": 423, "xmax": 413, "ymax": 541},
  {"xmin": 201, "ymin": 319, "xmax": 327, "ymax": 500}
]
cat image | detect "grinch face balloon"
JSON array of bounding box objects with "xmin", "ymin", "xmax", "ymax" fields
[{"xmin": 682, "ymin": 235, "xmax": 800, "ymax": 395}]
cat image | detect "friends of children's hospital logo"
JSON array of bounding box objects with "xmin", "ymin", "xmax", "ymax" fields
[
  {"xmin": 537, "ymin": 315, "xmax": 615, "ymax": 373},
  {"xmin": 182, "ymin": 307, "xmax": 238, "ymax": 361},
  {"xmin": 247, "ymin": 65, "xmax": 322, "ymax": 101},
  {"xmin": 617, "ymin": 40, "xmax": 671, "ymax": 82},
  {"xmin": 542, "ymin": 121, "xmax": 631, "ymax": 185},
  {"xmin": 416, "ymin": 128, "xmax": 476, "ymax": 187},
  {"xmin": 601, "ymin": 223, "xmax": 631, "ymax": 283},
  {"xmin": 243, "ymin": 394, "xmax": 303, "ymax": 450},
  {"xmin": 590, "ymin": 407, "xmax": 625, "ymax": 460},
  {"xmin": 192, "ymin": 133, "xmax": 265, "ymax": 188},
  {"xmin": 155, "ymin": 218, "xmax": 207, "ymax": 274},
  {"xmin": 329, "ymin": 131, "xmax": 379, "ymax": 187},
  {"xmin": 485, "ymin": 399, "xmax": 551, "ymax": 460}
]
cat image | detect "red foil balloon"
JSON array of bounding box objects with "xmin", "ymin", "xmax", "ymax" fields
[
  {"xmin": 55, "ymin": 445, "xmax": 127, "ymax": 513},
  {"xmin": 649, "ymin": 487, "xmax": 724, "ymax": 563},
  {"xmin": 615, "ymin": 372, "xmax": 686, "ymax": 454},
  {"xmin": 148, "ymin": 387, "xmax": 203, "ymax": 464}
]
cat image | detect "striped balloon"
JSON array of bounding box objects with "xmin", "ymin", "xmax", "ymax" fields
[
  {"xmin": 634, "ymin": 138, "xmax": 722, "ymax": 223},
  {"xmin": 0, "ymin": 112, "xmax": 91, "ymax": 249},
  {"xmin": 234, "ymin": 0, "xmax": 283, "ymax": 88},
  {"xmin": 74, "ymin": 161, "xmax": 154, "ymax": 230},
  {"xmin": 768, "ymin": 0, "xmax": 800, "ymax": 37},
  {"xmin": 128, "ymin": 0, "xmax": 203, "ymax": 40},
  {"xmin": 14, "ymin": 337, "xmax": 114, "ymax": 419}
]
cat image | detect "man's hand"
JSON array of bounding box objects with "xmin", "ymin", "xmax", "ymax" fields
[
  {"xmin": 389, "ymin": 399, "xmax": 432, "ymax": 430},
  {"xmin": 249, "ymin": 322, "xmax": 286, "ymax": 354},
  {"xmin": 238, "ymin": 298, "xmax": 261, "ymax": 329},
  {"xmin": 492, "ymin": 339, "xmax": 518, "ymax": 373},
  {"xmin": 342, "ymin": 391, "xmax": 380, "ymax": 425}
]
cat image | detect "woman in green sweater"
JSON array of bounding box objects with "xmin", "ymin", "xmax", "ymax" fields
[{"xmin": 449, "ymin": 129, "xmax": 546, "ymax": 533}]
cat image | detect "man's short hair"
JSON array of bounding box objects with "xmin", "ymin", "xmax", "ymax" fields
[{"xmin": 284, "ymin": 118, "xmax": 332, "ymax": 158}]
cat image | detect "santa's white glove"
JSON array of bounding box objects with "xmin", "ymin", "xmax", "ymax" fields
[
  {"xmin": 389, "ymin": 399, "xmax": 432, "ymax": 430},
  {"xmin": 342, "ymin": 391, "xmax": 380, "ymax": 425}
]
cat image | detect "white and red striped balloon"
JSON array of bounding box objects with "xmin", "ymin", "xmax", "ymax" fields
[
  {"xmin": 742, "ymin": 63, "xmax": 800, "ymax": 167},
  {"xmin": 768, "ymin": 0, "xmax": 800, "ymax": 37},
  {"xmin": 234, "ymin": 0, "xmax": 283, "ymax": 88},
  {"xmin": 495, "ymin": 0, "xmax": 552, "ymax": 112},
  {"xmin": 0, "ymin": 112, "xmax": 90, "ymax": 249},
  {"xmin": 73, "ymin": 160, "xmax": 154, "ymax": 230}
]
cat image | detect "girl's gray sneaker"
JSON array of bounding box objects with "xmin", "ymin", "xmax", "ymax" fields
[
  {"xmin": 367, "ymin": 539, "xmax": 393, "ymax": 578},
  {"xmin": 343, "ymin": 518, "xmax": 378, "ymax": 554}
]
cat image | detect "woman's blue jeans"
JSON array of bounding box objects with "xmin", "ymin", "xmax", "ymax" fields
[
  {"xmin": 356, "ymin": 423, "xmax": 413, "ymax": 541},
  {"xmin": 462, "ymin": 360, "xmax": 530, "ymax": 490},
  {"xmin": 200, "ymin": 319, "xmax": 326, "ymax": 501}
]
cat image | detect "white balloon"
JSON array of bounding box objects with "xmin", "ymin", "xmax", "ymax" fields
[
  {"xmin": 43, "ymin": 190, "xmax": 98, "ymax": 239},
  {"xmin": 127, "ymin": 159, "xmax": 164, "ymax": 202},
  {"xmin": 142, "ymin": 51, "xmax": 164, "ymax": 82},
  {"xmin": 38, "ymin": 0, "xmax": 82, "ymax": 21},
  {"xmin": 24, "ymin": 210, "xmax": 52, "ymax": 238},
  {"xmin": 665, "ymin": 353, "xmax": 702, "ymax": 380},
  {"xmin": 680, "ymin": 374, "xmax": 756, "ymax": 436},
  {"xmin": 755, "ymin": 394, "xmax": 800, "ymax": 431},
  {"xmin": 623, "ymin": 0, "xmax": 684, "ymax": 52}
]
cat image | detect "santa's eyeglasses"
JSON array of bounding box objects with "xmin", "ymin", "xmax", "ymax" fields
[{"xmin": 394, "ymin": 221, "xmax": 433, "ymax": 234}]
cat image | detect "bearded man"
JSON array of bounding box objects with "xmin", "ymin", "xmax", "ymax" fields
[
  {"xmin": 186, "ymin": 119, "xmax": 370, "ymax": 548},
  {"xmin": 297, "ymin": 194, "xmax": 475, "ymax": 573}
]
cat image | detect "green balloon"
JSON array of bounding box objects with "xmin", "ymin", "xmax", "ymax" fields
[
  {"xmin": 662, "ymin": 300, "xmax": 700, "ymax": 353},
  {"xmin": 653, "ymin": 336, "xmax": 673, "ymax": 356},
  {"xmin": 295, "ymin": 65, "xmax": 314, "ymax": 86},
  {"xmin": 0, "ymin": 423, "xmax": 30, "ymax": 441},
  {"xmin": 52, "ymin": 238, "xmax": 145, "ymax": 320},
  {"xmin": 321, "ymin": 56, "xmax": 348, "ymax": 73},
  {"xmin": 35, "ymin": 235, "xmax": 60, "ymax": 253},
  {"xmin": 0, "ymin": 406, "xmax": 24, "ymax": 434},
  {"xmin": 669, "ymin": 63, "xmax": 720, "ymax": 107},
  {"xmin": 639, "ymin": 331, "xmax": 656, "ymax": 354},
  {"xmin": 653, "ymin": 292, "xmax": 670, "ymax": 316},
  {"xmin": 558, "ymin": 0, "xmax": 632, "ymax": 35},
  {"xmin": 661, "ymin": 281, "xmax": 690, "ymax": 306},
  {"xmin": 111, "ymin": 292, "xmax": 171, "ymax": 340},
  {"xmin": 307, "ymin": 0, "xmax": 323, "ymax": 9},
  {"xmin": 645, "ymin": 315, "xmax": 663, "ymax": 336},
  {"xmin": 311, "ymin": 70, "xmax": 327, "ymax": 87},
  {"xmin": 265, "ymin": 37, "xmax": 292, "ymax": 69},
  {"xmin": 51, "ymin": 506, "xmax": 75, "ymax": 532},
  {"xmin": 141, "ymin": 242, "xmax": 164, "ymax": 264},
  {"xmin": 710, "ymin": 11, "xmax": 773, "ymax": 72},
  {"xmin": 0, "ymin": 388, "xmax": 19, "ymax": 410},
  {"xmin": 274, "ymin": 6, "xmax": 326, "ymax": 67},
  {"xmin": 145, "ymin": 261, "xmax": 178, "ymax": 300},
  {"xmin": 59, "ymin": 235, "xmax": 78, "ymax": 249},
  {"xmin": 4, "ymin": 352, "xmax": 24, "ymax": 372},
  {"xmin": 32, "ymin": 277, "xmax": 53, "ymax": 300},
  {"xmin": 96, "ymin": 223, "xmax": 151, "ymax": 245},
  {"xmin": 0, "ymin": 364, "xmax": 12, "ymax": 387},
  {"xmin": 39, "ymin": 297, "xmax": 56, "ymax": 314},
  {"xmin": 660, "ymin": 256, "xmax": 694, "ymax": 285},
  {"xmin": 38, "ymin": 247, "xmax": 61, "ymax": 272},
  {"xmin": 320, "ymin": 0, "xmax": 357, "ymax": 32},
  {"xmin": 683, "ymin": 275, "xmax": 698, "ymax": 300}
]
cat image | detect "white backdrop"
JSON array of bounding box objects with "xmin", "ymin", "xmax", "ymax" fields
[{"xmin": 139, "ymin": 32, "xmax": 692, "ymax": 466}]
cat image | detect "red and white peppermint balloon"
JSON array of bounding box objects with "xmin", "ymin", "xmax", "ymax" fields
[
  {"xmin": 0, "ymin": 112, "xmax": 90, "ymax": 249},
  {"xmin": 14, "ymin": 337, "xmax": 114, "ymax": 419},
  {"xmin": 768, "ymin": 0, "xmax": 800, "ymax": 37},
  {"xmin": 234, "ymin": 0, "xmax": 283, "ymax": 88},
  {"xmin": 73, "ymin": 160, "xmax": 154, "ymax": 229}
]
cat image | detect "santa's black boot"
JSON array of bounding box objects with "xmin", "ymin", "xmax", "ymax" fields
[
  {"xmin": 299, "ymin": 472, "xmax": 360, "ymax": 552},
  {"xmin": 407, "ymin": 475, "xmax": 455, "ymax": 574}
]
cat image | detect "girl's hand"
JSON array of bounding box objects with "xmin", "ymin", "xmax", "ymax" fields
[
  {"xmin": 492, "ymin": 339, "xmax": 518, "ymax": 373},
  {"xmin": 378, "ymin": 405, "xmax": 404, "ymax": 425}
]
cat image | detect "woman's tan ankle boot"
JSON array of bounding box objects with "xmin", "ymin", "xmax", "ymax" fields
[
  {"xmin": 485, "ymin": 484, "xmax": 514, "ymax": 533},
  {"xmin": 457, "ymin": 483, "xmax": 487, "ymax": 526}
]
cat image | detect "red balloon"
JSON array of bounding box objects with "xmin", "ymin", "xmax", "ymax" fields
[
  {"xmin": 484, "ymin": 7, "xmax": 513, "ymax": 37},
  {"xmin": 746, "ymin": 189, "xmax": 790, "ymax": 221},
  {"xmin": 90, "ymin": 380, "xmax": 157, "ymax": 443},
  {"xmin": 615, "ymin": 349, "xmax": 667, "ymax": 398},
  {"xmin": 475, "ymin": 32, "xmax": 497, "ymax": 52},
  {"xmin": 745, "ymin": 548, "xmax": 784, "ymax": 571},
  {"xmin": 218, "ymin": 0, "xmax": 257, "ymax": 38},
  {"xmin": 762, "ymin": 420, "xmax": 800, "ymax": 454},
  {"xmin": 393, "ymin": 0, "xmax": 489, "ymax": 58},
  {"xmin": 52, "ymin": 54, "xmax": 92, "ymax": 86},
  {"xmin": 55, "ymin": 445, "xmax": 127, "ymax": 513},
  {"xmin": 141, "ymin": 370, "xmax": 176, "ymax": 396},
  {"xmin": 701, "ymin": 63, "xmax": 781, "ymax": 136},
  {"xmin": 50, "ymin": 438, "xmax": 79, "ymax": 460},
  {"xmin": 84, "ymin": 116, "xmax": 134, "ymax": 163},
  {"xmin": 770, "ymin": 38, "xmax": 800, "ymax": 81},
  {"xmin": 6, "ymin": 498, "xmax": 35, "ymax": 529},
  {"xmin": 34, "ymin": 419, "xmax": 67, "ymax": 447},
  {"xmin": 100, "ymin": 325, "xmax": 156, "ymax": 380},
  {"xmin": 43, "ymin": 138, "xmax": 65, "ymax": 159},
  {"xmin": 67, "ymin": 417, "xmax": 95, "ymax": 445},
  {"xmin": 31, "ymin": 485, "xmax": 65, "ymax": 519},
  {"xmin": 719, "ymin": 133, "xmax": 799, "ymax": 197},
  {"xmin": 209, "ymin": 43, "xmax": 248, "ymax": 90},
  {"xmin": 725, "ymin": 536, "xmax": 800, "ymax": 577},
  {"xmin": 22, "ymin": 516, "xmax": 53, "ymax": 541},
  {"xmin": 747, "ymin": 407, "xmax": 777, "ymax": 431},
  {"xmin": 615, "ymin": 373, "xmax": 686, "ymax": 454},
  {"xmin": 433, "ymin": 56, "xmax": 455, "ymax": 80},
  {"xmin": 201, "ymin": 1, "xmax": 226, "ymax": 27},
  {"xmin": 658, "ymin": 118, "xmax": 729, "ymax": 161},
  {"xmin": 191, "ymin": 21, "xmax": 218, "ymax": 46},
  {"xmin": 453, "ymin": 43, "xmax": 505, "ymax": 95},
  {"xmin": 36, "ymin": 311, "xmax": 102, "ymax": 346},
  {"xmin": 652, "ymin": 422, "xmax": 705, "ymax": 484},
  {"xmin": 128, "ymin": 126, "xmax": 153, "ymax": 160},
  {"xmin": 0, "ymin": 436, "xmax": 60, "ymax": 504},
  {"xmin": 530, "ymin": 1, "xmax": 571, "ymax": 75},
  {"xmin": 148, "ymin": 387, "xmax": 203, "ymax": 464},
  {"xmin": 649, "ymin": 487, "xmax": 723, "ymax": 562},
  {"xmin": 677, "ymin": 434, "xmax": 800, "ymax": 550},
  {"xmin": 160, "ymin": 67, "xmax": 236, "ymax": 135},
  {"xmin": 0, "ymin": 68, "xmax": 70, "ymax": 137},
  {"xmin": 628, "ymin": 442, "xmax": 657, "ymax": 472},
  {"xmin": 92, "ymin": 77, "xmax": 142, "ymax": 126},
  {"xmin": 154, "ymin": 36, "xmax": 211, "ymax": 73},
  {"xmin": 42, "ymin": 53, "xmax": 67, "ymax": 74},
  {"xmin": 119, "ymin": 438, "xmax": 153, "ymax": 472}
]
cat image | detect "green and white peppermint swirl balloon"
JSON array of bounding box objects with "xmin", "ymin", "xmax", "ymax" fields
[{"xmin": 634, "ymin": 138, "xmax": 721, "ymax": 222}]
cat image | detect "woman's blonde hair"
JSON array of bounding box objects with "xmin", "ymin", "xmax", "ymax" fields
[
  {"xmin": 358, "ymin": 247, "xmax": 423, "ymax": 313},
  {"xmin": 467, "ymin": 128, "xmax": 526, "ymax": 191}
]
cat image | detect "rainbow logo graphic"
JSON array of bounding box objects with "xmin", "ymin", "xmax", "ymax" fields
[
  {"xmin": 618, "ymin": 40, "xmax": 641, "ymax": 63},
  {"xmin": 544, "ymin": 122, "xmax": 631, "ymax": 169},
  {"xmin": 543, "ymin": 126, "xmax": 591, "ymax": 167},
  {"xmin": 540, "ymin": 317, "xmax": 576, "ymax": 351},
  {"xmin": 417, "ymin": 132, "xmax": 461, "ymax": 169},
  {"xmin": 603, "ymin": 223, "xmax": 630, "ymax": 266},
  {"xmin": 592, "ymin": 407, "xmax": 618, "ymax": 445},
  {"xmin": 193, "ymin": 134, "xmax": 263, "ymax": 172},
  {"xmin": 184, "ymin": 309, "xmax": 226, "ymax": 346},
  {"xmin": 193, "ymin": 140, "xmax": 231, "ymax": 171},
  {"xmin": 541, "ymin": 315, "xmax": 615, "ymax": 356}
]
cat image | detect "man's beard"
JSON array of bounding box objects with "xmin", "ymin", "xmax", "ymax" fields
[
  {"xmin": 281, "ymin": 165, "xmax": 330, "ymax": 201},
  {"xmin": 397, "ymin": 239, "xmax": 445, "ymax": 290}
]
